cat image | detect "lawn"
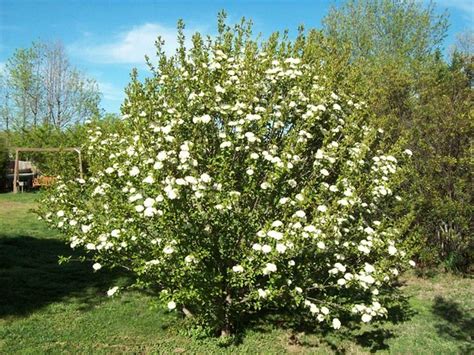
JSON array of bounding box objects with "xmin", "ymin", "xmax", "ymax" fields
[{"xmin": 0, "ymin": 193, "xmax": 472, "ymax": 354}]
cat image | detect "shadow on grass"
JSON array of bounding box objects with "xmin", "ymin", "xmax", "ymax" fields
[
  {"xmin": 230, "ymin": 293, "xmax": 414, "ymax": 353},
  {"xmin": 0, "ymin": 235, "xmax": 129, "ymax": 318},
  {"xmin": 432, "ymin": 296, "xmax": 474, "ymax": 354}
]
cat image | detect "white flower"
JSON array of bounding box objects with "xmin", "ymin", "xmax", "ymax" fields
[
  {"xmin": 288, "ymin": 260, "xmax": 295, "ymax": 266},
  {"xmin": 404, "ymin": 149, "xmax": 413, "ymax": 156},
  {"xmin": 81, "ymin": 224, "xmax": 91, "ymax": 233},
  {"xmin": 246, "ymin": 168, "xmax": 254, "ymax": 176},
  {"xmin": 271, "ymin": 220, "xmax": 283, "ymax": 227},
  {"xmin": 220, "ymin": 141, "xmax": 232, "ymax": 148},
  {"xmin": 364, "ymin": 263, "xmax": 375, "ymax": 273},
  {"xmin": 129, "ymin": 166, "xmax": 140, "ymax": 176},
  {"xmin": 193, "ymin": 114, "xmax": 212, "ymax": 123},
  {"xmin": 338, "ymin": 199, "xmax": 349, "ymax": 206},
  {"xmin": 153, "ymin": 161, "xmax": 163, "ymax": 170},
  {"xmin": 287, "ymin": 179, "xmax": 297, "ymax": 188},
  {"xmin": 57, "ymin": 210, "xmax": 65, "ymax": 217},
  {"xmin": 333, "ymin": 103, "xmax": 341, "ymax": 111},
  {"xmin": 144, "ymin": 198, "xmax": 155, "ymax": 208},
  {"xmin": 276, "ymin": 243, "xmax": 287, "ymax": 253},
  {"xmin": 92, "ymin": 263, "xmax": 102, "ymax": 271},
  {"xmin": 258, "ymin": 288, "xmax": 268, "ymax": 298},
  {"xmin": 143, "ymin": 176, "xmax": 155, "ymax": 184},
  {"xmin": 337, "ymin": 278, "xmax": 347, "ymax": 286},
  {"xmin": 364, "ymin": 227, "xmax": 375, "ymax": 235},
  {"xmin": 215, "ymin": 85, "xmax": 225, "ymax": 93},
  {"xmin": 176, "ymin": 178, "xmax": 187, "ymax": 186},
  {"xmin": 329, "ymin": 185, "xmax": 338, "ymax": 192},
  {"xmin": 232, "ymin": 265, "xmax": 244, "ymax": 273},
  {"xmin": 360, "ymin": 274, "xmax": 375, "ymax": 284},
  {"xmin": 317, "ymin": 205, "xmax": 327, "ymax": 213},
  {"xmin": 320, "ymin": 168, "xmax": 329, "ymax": 176},
  {"xmin": 129, "ymin": 193, "xmax": 143, "ymax": 202},
  {"xmin": 200, "ymin": 114, "xmax": 211, "ymax": 123},
  {"xmin": 105, "ymin": 167, "xmax": 114, "ymax": 174},
  {"xmin": 135, "ymin": 205, "xmax": 145, "ymax": 212},
  {"xmin": 252, "ymin": 243, "xmax": 262, "ymax": 251},
  {"xmin": 166, "ymin": 189, "xmax": 178, "ymax": 200},
  {"xmin": 184, "ymin": 255, "xmax": 195, "ymax": 264},
  {"xmin": 111, "ymin": 229, "xmax": 121, "ymax": 238},
  {"xmin": 167, "ymin": 301, "xmax": 177, "ymax": 310},
  {"xmin": 260, "ymin": 182, "xmax": 271, "ymax": 190},
  {"xmin": 409, "ymin": 260, "xmax": 416, "ymax": 267},
  {"xmin": 295, "ymin": 287, "xmax": 303, "ymax": 293},
  {"xmin": 304, "ymin": 225, "xmax": 317, "ymax": 233},
  {"xmin": 332, "ymin": 318, "xmax": 341, "ymax": 329},
  {"xmin": 244, "ymin": 132, "xmax": 257, "ymax": 143},
  {"xmin": 310, "ymin": 304, "xmax": 319, "ymax": 314},
  {"xmin": 317, "ymin": 241, "xmax": 326, "ymax": 250},
  {"xmin": 294, "ymin": 210, "xmax": 306, "ymax": 218},
  {"xmin": 388, "ymin": 245, "xmax": 397, "ymax": 255},
  {"xmin": 179, "ymin": 150, "xmax": 190, "ymax": 160},
  {"xmin": 321, "ymin": 306, "xmax": 330, "ymax": 315},
  {"xmin": 263, "ymin": 263, "xmax": 277, "ymax": 274},
  {"xmin": 163, "ymin": 246, "xmax": 174, "ymax": 254},
  {"xmin": 334, "ymin": 263, "xmax": 346, "ymax": 272},
  {"xmin": 262, "ymin": 245, "xmax": 272, "ymax": 254},
  {"xmin": 107, "ymin": 286, "xmax": 119, "ymax": 297},
  {"xmin": 184, "ymin": 176, "xmax": 198, "ymax": 185},
  {"xmin": 279, "ymin": 197, "xmax": 289, "ymax": 205},
  {"xmin": 361, "ymin": 314, "xmax": 372, "ymax": 323},
  {"xmin": 267, "ymin": 230, "xmax": 283, "ymax": 240},
  {"xmin": 250, "ymin": 152, "xmax": 259, "ymax": 159},
  {"xmin": 200, "ymin": 173, "xmax": 212, "ymax": 183},
  {"xmin": 144, "ymin": 207, "xmax": 156, "ymax": 217}
]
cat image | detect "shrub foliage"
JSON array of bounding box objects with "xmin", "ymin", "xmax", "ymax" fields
[{"xmin": 41, "ymin": 15, "xmax": 415, "ymax": 334}]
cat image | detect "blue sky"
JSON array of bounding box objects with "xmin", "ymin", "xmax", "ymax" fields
[{"xmin": 0, "ymin": 0, "xmax": 472, "ymax": 114}]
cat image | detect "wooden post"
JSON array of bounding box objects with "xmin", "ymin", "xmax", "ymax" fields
[
  {"xmin": 11, "ymin": 147, "xmax": 83, "ymax": 192},
  {"xmin": 75, "ymin": 149, "xmax": 83, "ymax": 179},
  {"xmin": 13, "ymin": 148, "xmax": 19, "ymax": 194}
]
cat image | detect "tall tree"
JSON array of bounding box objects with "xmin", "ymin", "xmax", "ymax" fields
[
  {"xmin": 323, "ymin": 0, "xmax": 449, "ymax": 138},
  {"xmin": 323, "ymin": 0, "xmax": 472, "ymax": 271},
  {"xmin": 0, "ymin": 41, "xmax": 101, "ymax": 130},
  {"xmin": 323, "ymin": 0, "xmax": 448, "ymax": 61}
]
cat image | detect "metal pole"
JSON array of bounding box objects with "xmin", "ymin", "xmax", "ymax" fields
[{"xmin": 13, "ymin": 149, "xmax": 19, "ymax": 194}]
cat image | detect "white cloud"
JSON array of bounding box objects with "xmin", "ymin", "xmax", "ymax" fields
[
  {"xmin": 70, "ymin": 23, "xmax": 199, "ymax": 64},
  {"xmin": 97, "ymin": 80, "xmax": 124, "ymax": 102}
]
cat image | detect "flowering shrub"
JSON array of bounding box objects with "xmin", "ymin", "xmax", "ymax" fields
[{"xmin": 40, "ymin": 15, "xmax": 415, "ymax": 335}]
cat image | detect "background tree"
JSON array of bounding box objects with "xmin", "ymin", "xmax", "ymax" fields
[
  {"xmin": 0, "ymin": 41, "xmax": 101, "ymax": 130},
  {"xmin": 323, "ymin": 0, "xmax": 472, "ymax": 271}
]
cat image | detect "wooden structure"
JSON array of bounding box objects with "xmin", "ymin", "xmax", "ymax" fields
[
  {"xmin": 13, "ymin": 147, "xmax": 83, "ymax": 193},
  {"xmin": 32, "ymin": 176, "xmax": 57, "ymax": 188}
]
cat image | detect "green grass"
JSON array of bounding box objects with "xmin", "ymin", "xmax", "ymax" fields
[{"xmin": 0, "ymin": 192, "xmax": 472, "ymax": 354}]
